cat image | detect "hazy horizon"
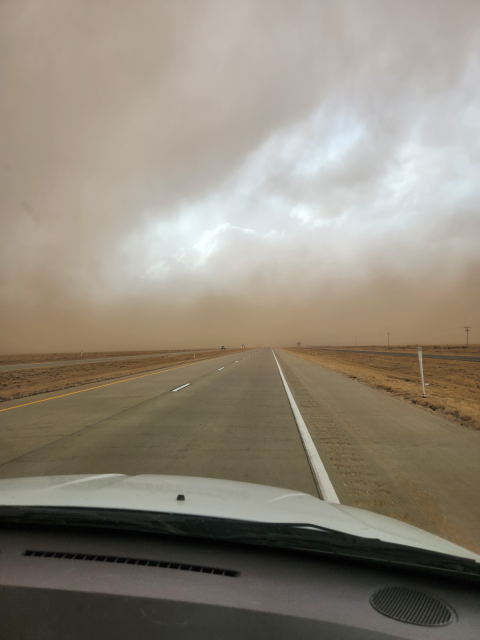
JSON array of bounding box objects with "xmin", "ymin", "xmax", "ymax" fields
[{"xmin": 1, "ymin": 0, "xmax": 479, "ymax": 352}]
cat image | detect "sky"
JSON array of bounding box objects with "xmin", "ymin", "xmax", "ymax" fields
[{"xmin": 1, "ymin": 0, "xmax": 479, "ymax": 352}]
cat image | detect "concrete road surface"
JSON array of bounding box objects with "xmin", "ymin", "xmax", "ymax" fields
[{"xmin": 0, "ymin": 348, "xmax": 478, "ymax": 552}]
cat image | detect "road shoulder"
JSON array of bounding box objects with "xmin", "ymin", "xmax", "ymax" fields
[{"xmin": 278, "ymin": 349, "xmax": 480, "ymax": 553}]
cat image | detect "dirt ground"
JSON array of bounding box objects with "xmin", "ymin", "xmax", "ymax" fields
[
  {"xmin": 327, "ymin": 344, "xmax": 480, "ymax": 356},
  {"xmin": 288, "ymin": 347, "xmax": 480, "ymax": 431},
  {"xmin": 0, "ymin": 350, "xmax": 239, "ymax": 402}
]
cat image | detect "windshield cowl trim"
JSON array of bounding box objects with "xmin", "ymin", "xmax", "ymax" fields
[{"xmin": 1, "ymin": 505, "xmax": 479, "ymax": 582}]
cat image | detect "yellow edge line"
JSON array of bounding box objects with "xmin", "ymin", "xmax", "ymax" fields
[{"xmin": 0, "ymin": 360, "xmax": 199, "ymax": 414}]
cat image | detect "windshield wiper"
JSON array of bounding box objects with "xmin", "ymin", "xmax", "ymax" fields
[{"xmin": 1, "ymin": 505, "xmax": 478, "ymax": 581}]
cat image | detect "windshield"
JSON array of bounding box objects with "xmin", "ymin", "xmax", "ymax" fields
[{"xmin": 0, "ymin": 0, "xmax": 479, "ymax": 565}]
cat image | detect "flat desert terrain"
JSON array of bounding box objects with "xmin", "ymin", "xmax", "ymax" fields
[
  {"xmin": 289, "ymin": 346, "xmax": 480, "ymax": 431},
  {"xmin": 0, "ymin": 349, "xmax": 185, "ymax": 365}
]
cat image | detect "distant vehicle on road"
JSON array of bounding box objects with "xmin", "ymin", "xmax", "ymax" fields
[{"xmin": 220, "ymin": 345, "xmax": 226, "ymax": 350}]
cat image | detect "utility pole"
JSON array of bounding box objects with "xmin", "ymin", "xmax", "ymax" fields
[
  {"xmin": 386, "ymin": 332, "xmax": 390, "ymax": 349},
  {"xmin": 464, "ymin": 326, "xmax": 472, "ymax": 347}
]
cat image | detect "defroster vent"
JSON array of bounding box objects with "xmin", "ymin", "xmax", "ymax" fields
[{"xmin": 23, "ymin": 549, "xmax": 238, "ymax": 577}]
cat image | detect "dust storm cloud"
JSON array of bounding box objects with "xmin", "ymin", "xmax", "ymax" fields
[{"xmin": 1, "ymin": 0, "xmax": 479, "ymax": 352}]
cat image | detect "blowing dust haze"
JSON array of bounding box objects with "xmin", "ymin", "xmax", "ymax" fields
[{"xmin": 1, "ymin": 0, "xmax": 479, "ymax": 352}]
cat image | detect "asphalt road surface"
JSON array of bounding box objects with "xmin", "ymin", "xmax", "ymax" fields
[{"xmin": 0, "ymin": 348, "xmax": 479, "ymax": 552}]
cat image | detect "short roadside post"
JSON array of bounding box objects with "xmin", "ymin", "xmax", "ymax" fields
[{"xmin": 417, "ymin": 346, "xmax": 427, "ymax": 397}]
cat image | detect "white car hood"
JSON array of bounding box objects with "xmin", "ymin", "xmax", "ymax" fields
[{"xmin": 0, "ymin": 473, "xmax": 478, "ymax": 562}]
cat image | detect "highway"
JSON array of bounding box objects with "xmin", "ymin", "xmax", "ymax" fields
[{"xmin": 0, "ymin": 348, "xmax": 479, "ymax": 551}]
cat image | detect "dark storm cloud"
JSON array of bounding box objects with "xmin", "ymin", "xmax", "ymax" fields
[{"xmin": 1, "ymin": 0, "xmax": 479, "ymax": 351}]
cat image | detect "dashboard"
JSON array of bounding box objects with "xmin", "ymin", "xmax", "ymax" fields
[{"xmin": 0, "ymin": 526, "xmax": 478, "ymax": 639}]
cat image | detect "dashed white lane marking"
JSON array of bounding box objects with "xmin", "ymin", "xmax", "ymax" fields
[
  {"xmin": 217, "ymin": 366, "xmax": 225, "ymax": 372},
  {"xmin": 271, "ymin": 349, "xmax": 340, "ymax": 504},
  {"xmin": 171, "ymin": 383, "xmax": 191, "ymax": 392}
]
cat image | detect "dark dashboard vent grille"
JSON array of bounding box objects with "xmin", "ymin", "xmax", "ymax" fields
[
  {"xmin": 23, "ymin": 549, "xmax": 238, "ymax": 577},
  {"xmin": 370, "ymin": 586, "xmax": 454, "ymax": 627}
]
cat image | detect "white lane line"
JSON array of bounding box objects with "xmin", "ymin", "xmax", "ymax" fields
[
  {"xmin": 217, "ymin": 366, "xmax": 225, "ymax": 372},
  {"xmin": 171, "ymin": 383, "xmax": 191, "ymax": 392},
  {"xmin": 271, "ymin": 349, "xmax": 340, "ymax": 504}
]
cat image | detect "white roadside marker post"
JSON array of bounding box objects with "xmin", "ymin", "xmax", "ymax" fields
[{"xmin": 417, "ymin": 346, "xmax": 427, "ymax": 397}]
